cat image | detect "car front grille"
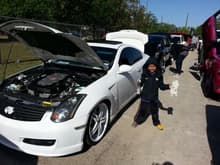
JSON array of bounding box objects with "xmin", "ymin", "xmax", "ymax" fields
[{"xmin": 0, "ymin": 99, "xmax": 47, "ymax": 121}]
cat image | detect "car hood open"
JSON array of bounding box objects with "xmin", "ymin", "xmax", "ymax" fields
[{"xmin": 0, "ymin": 20, "xmax": 105, "ymax": 70}]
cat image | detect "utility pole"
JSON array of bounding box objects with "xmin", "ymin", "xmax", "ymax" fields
[
  {"xmin": 146, "ymin": 0, "xmax": 149, "ymax": 12},
  {"xmin": 185, "ymin": 13, "xmax": 189, "ymax": 28}
]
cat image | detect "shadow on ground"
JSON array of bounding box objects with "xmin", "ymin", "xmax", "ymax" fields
[
  {"xmin": 0, "ymin": 144, "xmax": 38, "ymax": 165},
  {"xmin": 189, "ymin": 64, "xmax": 200, "ymax": 81},
  {"xmin": 206, "ymin": 105, "xmax": 220, "ymax": 165},
  {"xmin": 109, "ymin": 95, "xmax": 140, "ymax": 129},
  {"xmin": 189, "ymin": 71, "xmax": 200, "ymax": 81},
  {"xmin": 169, "ymin": 67, "xmax": 177, "ymax": 74},
  {"xmin": 152, "ymin": 161, "xmax": 174, "ymax": 165}
]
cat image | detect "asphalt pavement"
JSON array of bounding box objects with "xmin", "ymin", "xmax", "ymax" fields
[{"xmin": 0, "ymin": 50, "xmax": 219, "ymax": 165}]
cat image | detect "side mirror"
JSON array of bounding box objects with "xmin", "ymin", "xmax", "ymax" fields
[{"xmin": 118, "ymin": 65, "xmax": 132, "ymax": 73}]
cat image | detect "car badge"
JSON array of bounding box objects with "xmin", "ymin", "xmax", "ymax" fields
[{"xmin": 4, "ymin": 106, "xmax": 15, "ymax": 115}]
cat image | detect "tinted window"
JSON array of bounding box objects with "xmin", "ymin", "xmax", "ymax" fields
[
  {"xmin": 119, "ymin": 47, "xmax": 142, "ymax": 66},
  {"xmin": 91, "ymin": 46, "xmax": 117, "ymax": 69},
  {"xmin": 171, "ymin": 37, "xmax": 181, "ymax": 43},
  {"xmin": 149, "ymin": 36, "xmax": 163, "ymax": 44}
]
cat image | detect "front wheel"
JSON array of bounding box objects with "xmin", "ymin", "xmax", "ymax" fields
[
  {"xmin": 85, "ymin": 102, "xmax": 110, "ymax": 146},
  {"xmin": 201, "ymin": 72, "xmax": 213, "ymax": 97}
]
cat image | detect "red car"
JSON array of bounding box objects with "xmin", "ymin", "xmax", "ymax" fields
[{"xmin": 199, "ymin": 10, "xmax": 220, "ymax": 97}]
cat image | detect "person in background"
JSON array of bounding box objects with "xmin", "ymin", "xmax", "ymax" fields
[
  {"xmin": 170, "ymin": 41, "xmax": 189, "ymax": 75},
  {"xmin": 132, "ymin": 58, "xmax": 170, "ymax": 130}
]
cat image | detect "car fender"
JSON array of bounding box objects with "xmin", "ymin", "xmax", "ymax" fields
[{"xmin": 73, "ymin": 78, "xmax": 117, "ymax": 121}]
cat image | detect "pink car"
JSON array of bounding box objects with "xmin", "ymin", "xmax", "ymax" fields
[{"xmin": 199, "ymin": 10, "xmax": 220, "ymax": 97}]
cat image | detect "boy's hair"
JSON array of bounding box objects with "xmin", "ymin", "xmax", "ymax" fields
[{"xmin": 144, "ymin": 57, "xmax": 158, "ymax": 68}]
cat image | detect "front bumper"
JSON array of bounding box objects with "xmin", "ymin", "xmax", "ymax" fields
[{"xmin": 0, "ymin": 112, "xmax": 88, "ymax": 156}]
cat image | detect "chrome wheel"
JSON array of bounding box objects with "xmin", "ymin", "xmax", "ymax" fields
[{"xmin": 88, "ymin": 103, "xmax": 109, "ymax": 143}]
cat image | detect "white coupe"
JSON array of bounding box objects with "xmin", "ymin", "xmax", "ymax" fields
[{"xmin": 0, "ymin": 20, "xmax": 148, "ymax": 156}]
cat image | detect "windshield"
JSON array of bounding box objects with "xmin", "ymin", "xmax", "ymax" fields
[
  {"xmin": 171, "ymin": 36, "xmax": 181, "ymax": 43},
  {"xmin": 149, "ymin": 37, "xmax": 161, "ymax": 44},
  {"xmin": 0, "ymin": 32, "xmax": 42, "ymax": 81},
  {"xmin": 90, "ymin": 46, "xmax": 117, "ymax": 70}
]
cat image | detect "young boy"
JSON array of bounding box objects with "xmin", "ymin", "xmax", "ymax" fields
[{"xmin": 132, "ymin": 57, "xmax": 170, "ymax": 130}]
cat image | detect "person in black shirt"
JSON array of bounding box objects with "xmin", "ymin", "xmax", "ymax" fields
[
  {"xmin": 170, "ymin": 42, "xmax": 189, "ymax": 74},
  {"xmin": 132, "ymin": 57, "xmax": 170, "ymax": 130}
]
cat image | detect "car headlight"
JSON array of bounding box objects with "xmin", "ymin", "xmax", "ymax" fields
[{"xmin": 51, "ymin": 94, "xmax": 86, "ymax": 123}]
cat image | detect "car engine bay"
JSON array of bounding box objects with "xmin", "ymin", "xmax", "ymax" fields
[{"xmin": 2, "ymin": 65, "xmax": 104, "ymax": 102}]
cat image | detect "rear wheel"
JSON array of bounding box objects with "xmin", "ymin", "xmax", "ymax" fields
[
  {"xmin": 165, "ymin": 57, "xmax": 172, "ymax": 66},
  {"xmin": 159, "ymin": 57, "xmax": 166, "ymax": 73},
  {"xmin": 85, "ymin": 102, "xmax": 109, "ymax": 146}
]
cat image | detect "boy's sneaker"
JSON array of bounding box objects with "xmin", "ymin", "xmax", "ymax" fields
[{"xmin": 156, "ymin": 123, "xmax": 164, "ymax": 130}]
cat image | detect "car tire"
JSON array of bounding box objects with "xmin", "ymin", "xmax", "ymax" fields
[
  {"xmin": 159, "ymin": 57, "xmax": 166, "ymax": 73},
  {"xmin": 201, "ymin": 72, "xmax": 213, "ymax": 97},
  {"xmin": 165, "ymin": 57, "xmax": 172, "ymax": 66},
  {"xmin": 84, "ymin": 102, "xmax": 110, "ymax": 146}
]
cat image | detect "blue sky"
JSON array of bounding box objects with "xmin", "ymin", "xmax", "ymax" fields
[{"xmin": 140, "ymin": 0, "xmax": 219, "ymax": 27}]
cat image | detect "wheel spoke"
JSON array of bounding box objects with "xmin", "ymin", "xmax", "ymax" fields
[
  {"xmin": 91, "ymin": 122, "xmax": 99, "ymax": 135},
  {"xmin": 100, "ymin": 116, "xmax": 106, "ymax": 124},
  {"xmin": 99, "ymin": 110, "xmax": 104, "ymax": 118},
  {"xmin": 97, "ymin": 123, "xmax": 103, "ymax": 136},
  {"xmin": 92, "ymin": 113, "xmax": 99, "ymax": 120}
]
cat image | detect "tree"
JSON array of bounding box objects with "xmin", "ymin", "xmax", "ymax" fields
[{"xmin": 0, "ymin": 0, "xmax": 55, "ymax": 20}]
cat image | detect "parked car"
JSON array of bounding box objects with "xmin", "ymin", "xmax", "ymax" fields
[
  {"xmin": 199, "ymin": 10, "xmax": 220, "ymax": 97},
  {"xmin": 106, "ymin": 30, "xmax": 171, "ymax": 72},
  {"xmin": 0, "ymin": 20, "xmax": 148, "ymax": 156},
  {"xmin": 145, "ymin": 34, "xmax": 172, "ymax": 72}
]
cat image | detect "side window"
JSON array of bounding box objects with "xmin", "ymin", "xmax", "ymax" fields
[{"xmin": 119, "ymin": 47, "xmax": 142, "ymax": 66}]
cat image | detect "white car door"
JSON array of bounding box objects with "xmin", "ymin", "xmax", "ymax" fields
[{"xmin": 116, "ymin": 47, "xmax": 146, "ymax": 109}]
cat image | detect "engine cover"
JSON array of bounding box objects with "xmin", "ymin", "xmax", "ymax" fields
[{"xmin": 28, "ymin": 72, "xmax": 71, "ymax": 98}]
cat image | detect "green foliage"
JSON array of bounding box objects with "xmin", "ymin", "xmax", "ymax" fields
[
  {"xmin": 194, "ymin": 26, "xmax": 202, "ymax": 36},
  {"xmin": 0, "ymin": 0, "xmax": 181, "ymax": 34},
  {"xmin": 0, "ymin": 0, "xmax": 55, "ymax": 20}
]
